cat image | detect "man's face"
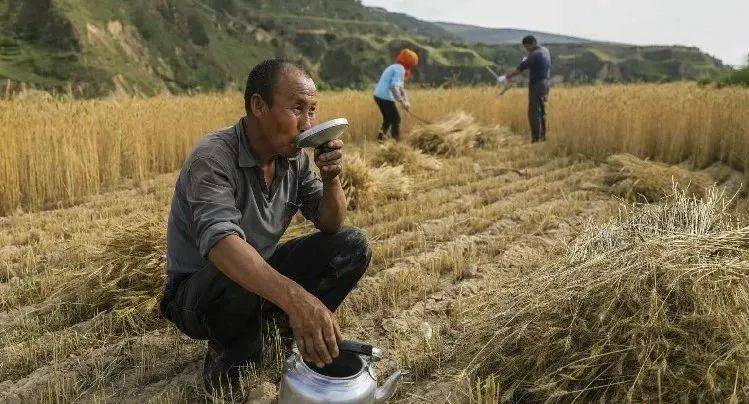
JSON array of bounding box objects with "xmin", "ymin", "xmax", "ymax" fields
[
  {"xmin": 523, "ymin": 43, "xmax": 535, "ymax": 53},
  {"xmin": 256, "ymin": 69, "xmax": 318, "ymax": 158}
]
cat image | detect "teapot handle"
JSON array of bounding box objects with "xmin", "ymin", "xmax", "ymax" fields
[{"xmin": 339, "ymin": 340, "xmax": 381, "ymax": 360}]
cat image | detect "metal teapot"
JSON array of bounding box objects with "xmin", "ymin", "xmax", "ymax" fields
[{"xmin": 278, "ymin": 340, "xmax": 406, "ymax": 403}]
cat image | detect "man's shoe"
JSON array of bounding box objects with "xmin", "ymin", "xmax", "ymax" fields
[
  {"xmin": 202, "ymin": 344, "xmax": 259, "ymax": 403},
  {"xmin": 376, "ymin": 131, "xmax": 387, "ymax": 142}
]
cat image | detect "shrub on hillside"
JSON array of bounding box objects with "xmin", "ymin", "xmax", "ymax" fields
[{"xmin": 717, "ymin": 66, "xmax": 749, "ymax": 87}]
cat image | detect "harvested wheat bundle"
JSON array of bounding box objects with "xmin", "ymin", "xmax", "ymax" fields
[
  {"xmin": 408, "ymin": 112, "xmax": 512, "ymax": 156},
  {"xmin": 458, "ymin": 188, "xmax": 749, "ymax": 403},
  {"xmin": 408, "ymin": 112, "xmax": 481, "ymax": 156},
  {"xmin": 475, "ymin": 125, "xmax": 513, "ymax": 149},
  {"xmin": 604, "ymin": 153, "xmax": 713, "ymax": 202},
  {"xmin": 51, "ymin": 214, "xmax": 167, "ymax": 324},
  {"xmin": 340, "ymin": 152, "xmax": 375, "ymax": 209},
  {"xmin": 371, "ymin": 141, "xmax": 442, "ymax": 173},
  {"xmin": 371, "ymin": 165, "xmax": 412, "ymax": 201},
  {"xmin": 699, "ymin": 162, "xmax": 746, "ymax": 197},
  {"xmin": 340, "ymin": 152, "xmax": 412, "ymax": 209}
]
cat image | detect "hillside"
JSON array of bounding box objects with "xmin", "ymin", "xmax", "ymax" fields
[
  {"xmin": 436, "ymin": 21, "xmax": 593, "ymax": 44},
  {"xmin": 0, "ymin": 0, "xmax": 730, "ymax": 96},
  {"xmin": 474, "ymin": 42, "xmax": 729, "ymax": 84}
]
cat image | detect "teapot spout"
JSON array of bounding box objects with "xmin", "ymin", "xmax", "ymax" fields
[{"xmin": 374, "ymin": 369, "xmax": 407, "ymax": 403}]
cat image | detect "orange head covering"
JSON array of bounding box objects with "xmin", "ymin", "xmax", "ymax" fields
[{"xmin": 395, "ymin": 49, "xmax": 419, "ymax": 78}]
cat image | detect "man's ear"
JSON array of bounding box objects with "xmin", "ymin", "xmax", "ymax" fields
[{"xmin": 249, "ymin": 93, "xmax": 268, "ymax": 117}]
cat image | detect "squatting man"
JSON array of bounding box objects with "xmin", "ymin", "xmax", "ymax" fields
[{"xmin": 159, "ymin": 59, "xmax": 372, "ymax": 396}]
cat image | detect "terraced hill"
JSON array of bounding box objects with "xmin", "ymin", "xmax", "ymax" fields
[{"xmin": 0, "ymin": 0, "xmax": 730, "ymax": 96}]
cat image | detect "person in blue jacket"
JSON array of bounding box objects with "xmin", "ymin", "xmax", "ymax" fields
[{"xmin": 373, "ymin": 49, "xmax": 419, "ymax": 141}]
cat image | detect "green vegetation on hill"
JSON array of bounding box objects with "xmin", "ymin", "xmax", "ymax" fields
[
  {"xmin": 0, "ymin": 0, "xmax": 731, "ymax": 97},
  {"xmin": 717, "ymin": 66, "xmax": 749, "ymax": 87}
]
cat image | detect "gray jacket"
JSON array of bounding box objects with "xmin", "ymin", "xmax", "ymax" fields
[{"xmin": 165, "ymin": 118, "xmax": 323, "ymax": 277}]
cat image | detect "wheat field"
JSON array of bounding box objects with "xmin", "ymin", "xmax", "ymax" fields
[
  {"xmin": 1, "ymin": 84, "xmax": 748, "ymax": 403},
  {"xmin": 1, "ymin": 84, "xmax": 748, "ymax": 216}
]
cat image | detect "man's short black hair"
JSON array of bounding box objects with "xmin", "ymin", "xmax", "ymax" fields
[
  {"xmin": 244, "ymin": 59, "xmax": 308, "ymax": 114},
  {"xmin": 522, "ymin": 35, "xmax": 537, "ymax": 45}
]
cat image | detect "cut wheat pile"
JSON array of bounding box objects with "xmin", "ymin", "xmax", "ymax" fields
[
  {"xmin": 459, "ymin": 188, "xmax": 749, "ymax": 402},
  {"xmin": 42, "ymin": 214, "xmax": 168, "ymax": 328},
  {"xmin": 604, "ymin": 153, "xmax": 714, "ymax": 202},
  {"xmin": 407, "ymin": 112, "xmax": 510, "ymax": 156},
  {"xmin": 371, "ymin": 141, "xmax": 442, "ymax": 173},
  {"xmin": 339, "ymin": 152, "xmax": 412, "ymax": 209}
]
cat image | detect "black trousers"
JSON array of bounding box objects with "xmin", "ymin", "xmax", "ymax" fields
[
  {"xmin": 374, "ymin": 96, "xmax": 401, "ymax": 140},
  {"xmin": 528, "ymin": 81, "xmax": 550, "ymax": 141},
  {"xmin": 159, "ymin": 227, "xmax": 371, "ymax": 368}
]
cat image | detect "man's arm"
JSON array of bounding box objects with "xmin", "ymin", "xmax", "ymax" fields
[
  {"xmin": 390, "ymin": 86, "xmax": 410, "ymax": 109},
  {"xmin": 316, "ymin": 177, "xmax": 346, "ymax": 232},
  {"xmin": 501, "ymin": 66, "xmax": 524, "ymax": 82},
  {"xmin": 186, "ymin": 156, "xmax": 341, "ymax": 368},
  {"xmin": 500, "ymin": 55, "xmax": 532, "ymax": 83},
  {"xmin": 209, "ymin": 235, "xmax": 341, "ymax": 368},
  {"xmin": 313, "ymin": 138, "xmax": 346, "ymax": 232},
  {"xmin": 389, "ymin": 66, "xmax": 410, "ymax": 109},
  {"xmin": 504, "ymin": 69, "xmax": 523, "ymax": 81}
]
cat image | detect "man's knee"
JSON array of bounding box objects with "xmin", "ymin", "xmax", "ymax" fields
[
  {"xmin": 330, "ymin": 226, "xmax": 372, "ymax": 278},
  {"xmin": 340, "ymin": 227, "xmax": 372, "ymax": 261}
]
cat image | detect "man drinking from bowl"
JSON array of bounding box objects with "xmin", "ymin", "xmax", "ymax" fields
[{"xmin": 159, "ymin": 58, "xmax": 371, "ymax": 399}]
